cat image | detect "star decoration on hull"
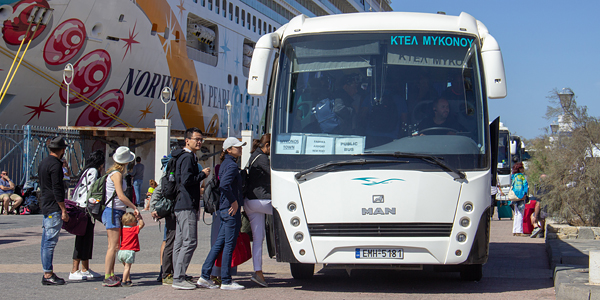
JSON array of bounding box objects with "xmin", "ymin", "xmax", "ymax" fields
[
  {"xmin": 220, "ymin": 32, "xmax": 230, "ymax": 67},
  {"xmin": 121, "ymin": 21, "xmax": 140, "ymax": 61},
  {"xmin": 24, "ymin": 93, "xmax": 55, "ymax": 124},
  {"xmin": 176, "ymin": 0, "xmax": 186, "ymax": 24},
  {"xmin": 138, "ymin": 101, "xmax": 153, "ymax": 123},
  {"xmin": 158, "ymin": 11, "xmax": 177, "ymax": 58}
]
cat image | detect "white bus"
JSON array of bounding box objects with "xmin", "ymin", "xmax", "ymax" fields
[{"xmin": 248, "ymin": 11, "xmax": 507, "ymax": 281}]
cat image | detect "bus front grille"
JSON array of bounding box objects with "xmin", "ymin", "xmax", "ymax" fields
[{"xmin": 307, "ymin": 223, "xmax": 453, "ymax": 237}]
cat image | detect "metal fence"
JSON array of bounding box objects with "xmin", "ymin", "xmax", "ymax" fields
[{"xmin": 0, "ymin": 125, "xmax": 92, "ymax": 187}]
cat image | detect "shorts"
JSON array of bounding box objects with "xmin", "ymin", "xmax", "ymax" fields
[
  {"xmin": 102, "ymin": 207, "xmax": 126, "ymax": 229},
  {"xmin": 117, "ymin": 250, "xmax": 136, "ymax": 264}
]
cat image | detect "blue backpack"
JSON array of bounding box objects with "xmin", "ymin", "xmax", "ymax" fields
[{"xmin": 312, "ymin": 98, "xmax": 340, "ymax": 133}]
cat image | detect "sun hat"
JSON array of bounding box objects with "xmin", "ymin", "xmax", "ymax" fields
[
  {"xmin": 222, "ymin": 137, "xmax": 246, "ymax": 150},
  {"xmin": 48, "ymin": 136, "xmax": 68, "ymax": 149},
  {"xmin": 113, "ymin": 146, "xmax": 135, "ymax": 164}
]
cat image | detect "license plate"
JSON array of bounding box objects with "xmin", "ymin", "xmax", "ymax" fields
[{"xmin": 355, "ymin": 248, "xmax": 404, "ymax": 259}]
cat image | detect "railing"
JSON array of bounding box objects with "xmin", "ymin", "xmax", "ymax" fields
[{"xmin": 0, "ymin": 124, "xmax": 91, "ymax": 187}]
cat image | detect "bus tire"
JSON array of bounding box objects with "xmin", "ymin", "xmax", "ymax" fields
[
  {"xmin": 460, "ymin": 264, "xmax": 482, "ymax": 281},
  {"xmin": 290, "ymin": 263, "xmax": 314, "ymax": 280}
]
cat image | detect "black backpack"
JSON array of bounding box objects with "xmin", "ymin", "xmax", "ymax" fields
[
  {"xmin": 240, "ymin": 154, "xmax": 262, "ymax": 198},
  {"xmin": 155, "ymin": 151, "xmax": 187, "ymax": 217},
  {"xmin": 203, "ymin": 175, "xmax": 220, "ymax": 214}
]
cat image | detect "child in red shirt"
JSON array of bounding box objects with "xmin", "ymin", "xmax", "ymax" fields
[{"xmin": 117, "ymin": 212, "xmax": 144, "ymax": 286}]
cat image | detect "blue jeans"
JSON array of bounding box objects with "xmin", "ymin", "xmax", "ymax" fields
[
  {"xmin": 201, "ymin": 208, "xmax": 241, "ymax": 285},
  {"xmin": 133, "ymin": 179, "xmax": 143, "ymax": 207},
  {"xmin": 41, "ymin": 211, "xmax": 63, "ymax": 273}
]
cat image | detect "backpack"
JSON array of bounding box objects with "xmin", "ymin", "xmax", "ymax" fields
[
  {"xmin": 203, "ymin": 175, "xmax": 220, "ymax": 215},
  {"xmin": 154, "ymin": 151, "xmax": 187, "ymax": 218},
  {"xmin": 87, "ymin": 171, "xmax": 118, "ymax": 222},
  {"xmin": 312, "ymin": 98, "xmax": 341, "ymax": 133},
  {"xmin": 25, "ymin": 194, "xmax": 40, "ymax": 214},
  {"xmin": 240, "ymin": 154, "xmax": 262, "ymax": 198}
]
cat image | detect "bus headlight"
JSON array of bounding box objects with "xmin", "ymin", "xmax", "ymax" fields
[
  {"xmin": 291, "ymin": 217, "xmax": 300, "ymax": 227},
  {"xmin": 460, "ymin": 217, "xmax": 470, "ymax": 227},
  {"xmin": 455, "ymin": 250, "xmax": 462, "ymax": 256},
  {"xmin": 299, "ymin": 249, "xmax": 306, "ymax": 256},
  {"xmin": 463, "ymin": 202, "xmax": 473, "ymax": 212},
  {"xmin": 294, "ymin": 232, "xmax": 304, "ymax": 242},
  {"xmin": 287, "ymin": 202, "xmax": 297, "ymax": 212},
  {"xmin": 457, "ymin": 233, "xmax": 467, "ymax": 243}
]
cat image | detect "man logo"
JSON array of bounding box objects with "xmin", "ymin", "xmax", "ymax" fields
[
  {"xmin": 362, "ymin": 208, "xmax": 396, "ymax": 215},
  {"xmin": 373, "ymin": 195, "xmax": 384, "ymax": 203}
]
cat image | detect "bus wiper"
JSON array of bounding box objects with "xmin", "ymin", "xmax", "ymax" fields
[
  {"xmin": 295, "ymin": 159, "xmax": 408, "ymax": 180},
  {"xmin": 359, "ymin": 152, "xmax": 466, "ymax": 180}
]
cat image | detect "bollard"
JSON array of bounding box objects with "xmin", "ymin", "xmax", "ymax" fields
[{"xmin": 590, "ymin": 250, "xmax": 600, "ymax": 285}]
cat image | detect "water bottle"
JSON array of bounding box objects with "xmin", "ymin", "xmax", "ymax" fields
[{"xmin": 168, "ymin": 172, "xmax": 175, "ymax": 181}]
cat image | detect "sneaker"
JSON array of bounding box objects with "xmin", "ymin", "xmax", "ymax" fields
[
  {"xmin": 172, "ymin": 280, "xmax": 197, "ymax": 290},
  {"xmin": 122, "ymin": 281, "xmax": 133, "ymax": 287},
  {"xmin": 220, "ymin": 281, "xmax": 245, "ymax": 290},
  {"xmin": 251, "ymin": 274, "xmax": 268, "ymax": 287},
  {"xmin": 102, "ymin": 276, "xmax": 121, "ymax": 287},
  {"xmin": 197, "ymin": 277, "xmax": 219, "ymax": 289},
  {"xmin": 42, "ymin": 273, "xmax": 66, "ymax": 285},
  {"xmin": 69, "ymin": 270, "xmax": 84, "ymax": 280},
  {"xmin": 162, "ymin": 274, "xmax": 173, "ymax": 285},
  {"xmin": 80, "ymin": 269, "xmax": 101, "ymax": 279},
  {"xmin": 530, "ymin": 227, "xmax": 542, "ymax": 238}
]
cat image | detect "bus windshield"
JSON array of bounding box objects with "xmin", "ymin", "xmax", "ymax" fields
[
  {"xmin": 271, "ymin": 32, "xmax": 489, "ymax": 171},
  {"xmin": 497, "ymin": 131, "xmax": 510, "ymax": 174}
]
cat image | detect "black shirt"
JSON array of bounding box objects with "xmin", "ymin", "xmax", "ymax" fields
[
  {"xmin": 173, "ymin": 149, "xmax": 207, "ymax": 212},
  {"xmin": 38, "ymin": 155, "xmax": 65, "ymax": 215},
  {"xmin": 246, "ymin": 148, "xmax": 271, "ymax": 200}
]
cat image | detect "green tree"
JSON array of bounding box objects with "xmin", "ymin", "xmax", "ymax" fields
[{"xmin": 527, "ymin": 88, "xmax": 600, "ymax": 226}]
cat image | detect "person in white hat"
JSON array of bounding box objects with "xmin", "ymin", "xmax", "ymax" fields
[
  {"xmin": 102, "ymin": 146, "xmax": 140, "ymax": 287},
  {"xmin": 198, "ymin": 137, "xmax": 247, "ymax": 291}
]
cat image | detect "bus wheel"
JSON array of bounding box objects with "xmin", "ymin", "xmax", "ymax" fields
[
  {"xmin": 460, "ymin": 264, "xmax": 482, "ymax": 281},
  {"xmin": 290, "ymin": 263, "xmax": 314, "ymax": 280}
]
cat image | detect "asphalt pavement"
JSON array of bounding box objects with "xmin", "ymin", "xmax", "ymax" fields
[{"xmin": 0, "ymin": 209, "xmax": 555, "ymax": 299}]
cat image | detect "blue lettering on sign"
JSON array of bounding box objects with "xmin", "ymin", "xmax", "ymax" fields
[
  {"xmin": 420, "ymin": 36, "xmax": 474, "ymax": 47},
  {"xmin": 390, "ymin": 35, "xmax": 418, "ymax": 45}
]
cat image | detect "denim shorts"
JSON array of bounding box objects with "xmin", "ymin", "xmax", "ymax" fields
[
  {"xmin": 102, "ymin": 207, "xmax": 126, "ymax": 229},
  {"xmin": 117, "ymin": 250, "xmax": 136, "ymax": 264}
]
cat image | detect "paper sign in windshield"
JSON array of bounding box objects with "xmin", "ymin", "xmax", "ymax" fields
[
  {"xmin": 276, "ymin": 134, "xmax": 304, "ymax": 154},
  {"xmin": 305, "ymin": 136, "xmax": 335, "ymax": 155},
  {"xmin": 335, "ymin": 137, "xmax": 365, "ymax": 155}
]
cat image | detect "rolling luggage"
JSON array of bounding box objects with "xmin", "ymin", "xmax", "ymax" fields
[{"xmin": 497, "ymin": 201, "xmax": 512, "ymax": 220}]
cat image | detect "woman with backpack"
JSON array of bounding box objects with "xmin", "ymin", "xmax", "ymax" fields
[
  {"xmin": 198, "ymin": 137, "xmax": 247, "ymax": 290},
  {"xmin": 69, "ymin": 150, "xmax": 105, "ymax": 281},
  {"xmin": 103, "ymin": 146, "xmax": 139, "ymax": 287},
  {"xmin": 243, "ymin": 134, "xmax": 272, "ymax": 287}
]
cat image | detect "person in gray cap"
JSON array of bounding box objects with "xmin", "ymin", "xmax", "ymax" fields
[{"xmin": 38, "ymin": 136, "xmax": 69, "ymax": 285}]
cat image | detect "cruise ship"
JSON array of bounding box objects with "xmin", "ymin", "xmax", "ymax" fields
[{"xmin": 0, "ymin": 0, "xmax": 391, "ymax": 137}]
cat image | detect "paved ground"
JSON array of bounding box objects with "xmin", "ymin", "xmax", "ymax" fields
[{"xmin": 0, "ymin": 209, "xmax": 555, "ymax": 299}]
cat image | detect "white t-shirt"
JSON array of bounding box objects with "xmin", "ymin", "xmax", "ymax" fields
[
  {"xmin": 72, "ymin": 168, "xmax": 98, "ymax": 208},
  {"xmin": 106, "ymin": 171, "xmax": 127, "ymax": 211}
]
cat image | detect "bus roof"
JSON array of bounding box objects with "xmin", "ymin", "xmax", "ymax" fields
[{"xmin": 280, "ymin": 12, "xmax": 486, "ymax": 39}]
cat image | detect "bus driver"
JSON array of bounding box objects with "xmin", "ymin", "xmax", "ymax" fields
[{"xmin": 416, "ymin": 97, "xmax": 465, "ymax": 135}]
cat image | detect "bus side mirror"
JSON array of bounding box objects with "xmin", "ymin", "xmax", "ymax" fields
[
  {"xmin": 481, "ymin": 34, "xmax": 507, "ymax": 99},
  {"xmin": 248, "ymin": 33, "xmax": 279, "ymax": 96},
  {"xmin": 510, "ymin": 140, "xmax": 517, "ymax": 155}
]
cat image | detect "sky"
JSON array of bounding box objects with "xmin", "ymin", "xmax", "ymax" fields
[{"xmin": 390, "ymin": 0, "xmax": 600, "ymax": 140}]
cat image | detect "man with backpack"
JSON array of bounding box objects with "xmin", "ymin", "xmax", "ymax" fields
[
  {"xmin": 38, "ymin": 137, "xmax": 69, "ymax": 285},
  {"xmin": 171, "ymin": 127, "xmax": 210, "ymax": 290}
]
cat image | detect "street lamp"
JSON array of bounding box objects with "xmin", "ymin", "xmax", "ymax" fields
[
  {"xmin": 558, "ymin": 87, "xmax": 574, "ymax": 109},
  {"xmin": 63, "ymin": 63, "xmax": 73, "ymax": 128},
  {"xmin": 226, "ymin": 100, "xmax": 232, "ymax": 137},
  {"xmin": 160, "ymin": 87, "xmax": 172, "ymax": 119}
]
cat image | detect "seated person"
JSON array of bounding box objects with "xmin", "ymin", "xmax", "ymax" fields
[
  {"xmin": 0, "ymin": 170, "xmax": 23, "ymax": 215},
  {"xmin": 416, "ymin": 97, "xmax": 465, "ymax": 135}
]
